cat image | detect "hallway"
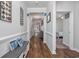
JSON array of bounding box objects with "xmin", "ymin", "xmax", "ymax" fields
[{"xmin": 0, "ymin": 1, "xmax": 79, "ymax": 58}]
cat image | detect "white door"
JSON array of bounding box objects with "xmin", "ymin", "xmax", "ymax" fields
[{"xmin": 63, "ymin": 14, "xmax": 70, "ymax": 46}]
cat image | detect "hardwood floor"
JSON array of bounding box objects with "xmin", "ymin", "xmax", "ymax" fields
[
  {"xmin": 26, "ymin": 36, "xmax": 52, "ymax": 58},
  {"xmin": 52, "ymin": 48, "xmax": 79, "ymax": 58},
  {"xmin": 56, "ymin": 38, "xmax": 69, "ymax": 49},
  {"xmin": 26, "ymin": 36, "xmax": 79, "ymax": 58}
]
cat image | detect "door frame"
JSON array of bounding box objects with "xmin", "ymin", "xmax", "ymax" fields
[{"xmin": 56, "ymin": 11, "xmax": 74, "ymax": 49}]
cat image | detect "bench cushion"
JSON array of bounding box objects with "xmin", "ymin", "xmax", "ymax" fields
[
  {"xmin": 10, "ymin": 40, "xmax": 18, "ymax": 51},
  {"xmin": 1, "ymin": 41, "xmax": 28, "ymax": 58}
]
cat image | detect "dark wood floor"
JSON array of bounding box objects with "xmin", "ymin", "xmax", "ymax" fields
[{"xmin": 26, "ymin": 36, "xmax": 79, "ymax": 58}]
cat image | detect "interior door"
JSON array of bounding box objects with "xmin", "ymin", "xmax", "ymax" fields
[{"xmin": 63, "ymin": 14, "xmax": 70, "ymax": 46}]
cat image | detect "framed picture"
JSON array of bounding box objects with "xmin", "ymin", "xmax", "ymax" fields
[
  {"xmin": 20, "ymin": 7, "xmax": 24, "ymax": 26},
  {"xmin": 47, "ymin": 12, "xmax": 51, "ymax": 23},
  {"xmin": 65, "ymin": 13, "xmax": 69, "ymax": 19},
  {"xmin": 0, "ymin": 1, "xmax": 12, "ymax": 22}
]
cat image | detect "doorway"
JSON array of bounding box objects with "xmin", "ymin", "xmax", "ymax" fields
[
  {"xmin": 31, "ymin": 13, "xmax": 44, "ymax": 42},
  {"xmin": 56, "ymin": 12, "xmax": 70, "ymax": 49}
]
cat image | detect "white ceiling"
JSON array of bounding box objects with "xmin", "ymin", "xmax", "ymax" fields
[{"xmin": 22, "ymin": 1, "xmax": 49, "ymax": 8}]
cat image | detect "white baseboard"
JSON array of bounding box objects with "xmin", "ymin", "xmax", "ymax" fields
[
  {"xmin": 52, "ymin": 50, "xmax": 56, "ymax": 54},
  {"xmin": 70, "ymin": 48, "xmax": 79, "ymax": 53},
  {"xmin": 63, "ymin": 41, "xmax": 69, "ymax": 47},
  {"xmin": 44, "ymin": 40, "xmax": 47, "ymax": 43},
  {"xmin": 63, "ymin": 42, "xmax": 79, "ymax": 53}
]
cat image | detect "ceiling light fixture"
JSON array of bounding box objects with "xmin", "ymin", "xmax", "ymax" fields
[{"xmin": 61, "ymin": 16, "xmax": 64, "ymax": 19}]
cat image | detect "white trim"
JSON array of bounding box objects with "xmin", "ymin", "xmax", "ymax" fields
[
  {"xmin": 52, "ymin": 1, "xmax": 56, "ymax": 54},
  {"xmin": 27, "ymin": 15, "xmax": 30, "ymax": 41},
  {"xmin": 43, "ymin": 15, "xmax": 46, "ymax": 43},
  {"xmin": 63, "ymin": 39, "xmax": 79, "ymax": 54},
  {"xmin": 63, "ymin": 41, "xmax": 69, "ymax": 47},
  {"xmin": 0, "ymin": 32, "xmax": 27, "ymax": 41},
  {"xmin": 69, "ymin": 12, "xmax": 74, "ymax": 49},
  {"xmin": 71, "ymin": 48, "xmax": 79, "ymax": 53},
  {"xmin": 44, "ymin": 40, "xmax": 47, "ymax": 44},
  {"xmin": 52, "ymin": 50, "xmax": 56, "ymax": 54},
  {"xmin": 45, "ymin": 32, "xmax": 53, "ymax": 36},
  {"xmin": 27, "ymin": 8, "xmax": 47, "ymax": 13}
]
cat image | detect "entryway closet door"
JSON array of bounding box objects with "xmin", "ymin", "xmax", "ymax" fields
[{"xmin": 63, "ymin": 15, "xmax": 70, "ymax": 46}]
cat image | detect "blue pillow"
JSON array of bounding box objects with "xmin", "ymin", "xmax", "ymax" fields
[
  {"xmin": 10, "ymin": 40, "xmax": 18, "ymax": 51},
  {"xmin": 17, "ymin": 38, "xmax": 24, "ymax": 47}
]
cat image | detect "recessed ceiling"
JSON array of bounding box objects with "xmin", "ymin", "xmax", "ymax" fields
[{"xmin": 22, "ymin": 1, "xmax": 49, "ymax": 8}]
